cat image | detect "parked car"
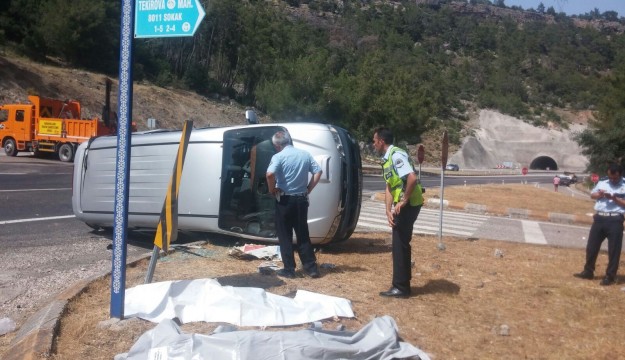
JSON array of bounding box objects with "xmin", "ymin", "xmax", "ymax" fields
[
  {"xmin": 445, "ymin": 163, "xmax": 459, "ymax": 171},
  {"xmin": 72, "ymin": 123, "xmax": 362, "ymax": 245}
]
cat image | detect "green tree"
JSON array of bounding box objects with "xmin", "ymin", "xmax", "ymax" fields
[
  {"xmin": 576, "ymin": 57, "xmax": 625, "ymax": 173},
  {"xmin": 37, "ymin": 0, "xmax": 119, "ymax": 73}
]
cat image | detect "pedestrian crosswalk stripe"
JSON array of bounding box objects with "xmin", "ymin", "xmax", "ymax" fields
[
  {"xmin": 521, "ymin": 220, "xmax": 548, "ymax": 244},
  {"xmin": 357, "ymin": 218, "xmax": 475, "ymax": 237},
  {"xmin": 359, "ymin": 204, "xmax": 489, "ymax": 221},
  {"xmin": 356, "ymin": 199, "xmax": 488, "ymax": 237}
]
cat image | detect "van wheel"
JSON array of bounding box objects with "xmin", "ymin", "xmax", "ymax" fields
[
  {"xmin": 4, "ymin": 139, "xmax": 18, "ymax": 156},
  {"xmin": 58, "ymin": 143, "xmax": 75, "ymax": 162},
  {"xmin": 86, "ymin": 223, "xmax": 100, "ymax": 231}
]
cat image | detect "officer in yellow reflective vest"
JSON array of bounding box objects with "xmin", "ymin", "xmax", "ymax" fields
[{"xmin": 372, "ymin": 127, "xmax": 423, "ymax": 298}]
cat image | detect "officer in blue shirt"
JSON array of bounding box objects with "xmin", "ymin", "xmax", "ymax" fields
[
  {"xmin": 266, "ymin": 131, "xmax": 322, "ymax": 279},
  {"xmin": 574, "ymin": 163, "xmax": 625, "ymax": 286}
]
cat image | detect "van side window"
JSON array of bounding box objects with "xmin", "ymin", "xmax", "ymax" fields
[
  {"xmin": 0, "ymin": 109, "xmax": 7, "ymax": 122},
  {"xmin": 16, "ymin": 110, "xmax": 25, "ymax": 122}
]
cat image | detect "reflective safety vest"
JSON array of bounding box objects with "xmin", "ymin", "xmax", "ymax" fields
[{"xmin": 382, "ymin": 146, "xmax": 424, "ymax": 206}]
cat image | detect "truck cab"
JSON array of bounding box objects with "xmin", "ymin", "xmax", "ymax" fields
[{"xmin": 0, "ymin": 102, "xmax": 35, "ymax": 156}]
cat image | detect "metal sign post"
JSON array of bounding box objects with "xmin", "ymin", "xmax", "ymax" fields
[
  {"xmin": 438, "ymin": 130, "xmax": 448, "ymax": 251},
  {"xmin": 110, "ymin": 0, "xmax": 205, "ymax": 319},
  {"xmin": 110, "ymin": 0, "xmax": 135, "ymax": 319},
  {"xmin": 416, "ymin": 144, "xmax": 425, "ymax": 181}
]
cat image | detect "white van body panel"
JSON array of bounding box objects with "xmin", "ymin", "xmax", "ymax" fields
[{"xmin": 72, "ymin": 123, "xmax": 362, "ymax": 245}]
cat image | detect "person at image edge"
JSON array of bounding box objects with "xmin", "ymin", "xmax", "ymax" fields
[{"xmin": 574, "ymin": 162, "xmax": 625, "ymax": 286}]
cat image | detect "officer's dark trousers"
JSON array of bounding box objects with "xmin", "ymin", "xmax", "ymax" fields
[
  {"xmin": 392, "ymin": 204, "xmax": 421, "ymax": 293},
  {"xmin": 275, "ymin": 195, "xmax": 317, "ymax": 272},
  {"xmin": 584, "ymin": 214, "xmax": 624, "ymax": 280}
]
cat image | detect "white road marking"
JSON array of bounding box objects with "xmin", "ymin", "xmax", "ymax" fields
[
  {"xmin": 358, "ymin": 200, "xmax": 489, "ymax": 237},
  {"xmin": 0, "ymin": 215, "xmax": 75, "ymax": 225},
  {"xmin": 521, "ymin": 220, "xmax": 547, "ymax": 244}
]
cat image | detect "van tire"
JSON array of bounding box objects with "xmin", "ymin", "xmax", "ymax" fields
[
  {"xmin": 86, "ymin": 223, "xmax": 102, "ymax": 231},
  {"xmin": 4, "ymin": 138, "xmax": 18, "ymax": 156},
  {"xmin": 58, "ymin": 143, "xmax": 75, "ymax": 162}
]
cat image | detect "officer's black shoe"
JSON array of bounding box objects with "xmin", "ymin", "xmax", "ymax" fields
[
  {"xmin": 276, "ymin": 269, "xmax": 296, "ymax": 279},
  {"xmin": 600, "ymin": 276, "xmax": 615, "ymax": 286},
  {"xmin": 307, "ymin": 269, "xmax": 321, "ymax": 278},
  {"xmin": 379, "ymin": 287, "xmax": 410, "ymax": 298},
  {"xmin": 573, "ymin": 270, "xmax": 594, "ymax": 280}
]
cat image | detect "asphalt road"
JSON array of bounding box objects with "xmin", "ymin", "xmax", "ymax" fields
[{"xmin": 0, "ymin": 154, "xmax": 154, "ymax": 326}]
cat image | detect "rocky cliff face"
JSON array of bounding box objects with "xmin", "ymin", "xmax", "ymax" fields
[{"xmin": 449, "ymin": 110, "xmax": 588, "ymax": 171}]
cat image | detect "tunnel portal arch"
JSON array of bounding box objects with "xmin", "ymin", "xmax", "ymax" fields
[{"xmin": 530, "ymin": 156, "xmax": 558, "ymax": 170}]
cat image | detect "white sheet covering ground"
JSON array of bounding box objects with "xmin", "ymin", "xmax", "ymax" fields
[
  {"xmin": 124, "ymin": 278, "xmax": 354, "ymax": 326},
  {"xmin": 115, "ymin": 316, "xmax": 431, "ymax": 360}
]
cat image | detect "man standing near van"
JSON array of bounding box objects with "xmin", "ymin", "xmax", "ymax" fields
[
  {"xmin": 266, "ymin": 131, "xmax": 322, "ymax": 279},
  {"xmin": 373, "ymin": 127, "xmax": 424, "ymax": 298}
]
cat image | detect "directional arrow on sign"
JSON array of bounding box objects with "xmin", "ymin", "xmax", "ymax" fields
[{"xmin": 135, "ymin": 0, "xmax": 206, "ymax": 38}]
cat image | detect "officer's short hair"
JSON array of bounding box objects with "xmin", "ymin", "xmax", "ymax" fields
[
  {"xmin": 374, "ymin": 127, "xmax": 393, "ymax": 145},
  {"xmin": 608, "ymin": 162, "xmax": 623, "ymax": 176},
  {"xmin": 272, "ymin": 131, "xmax": 291, "ymax": 147}
]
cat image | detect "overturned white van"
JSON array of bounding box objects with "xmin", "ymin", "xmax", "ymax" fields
[{"xmin": 72, "ymin": 123, "xmax": 362, "ymax": 245}]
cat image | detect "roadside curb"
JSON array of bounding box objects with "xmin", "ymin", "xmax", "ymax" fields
[
  {"xmin": 4, "ymin": 253, "xmax": 152, "ymax": 360},
  {"xmin": 423, "ymin": 198, "xmax": 593, "ymax": 226},
  {"xmin": 384, "ymin": 194, "xmax": 592, "ymax": 226}
]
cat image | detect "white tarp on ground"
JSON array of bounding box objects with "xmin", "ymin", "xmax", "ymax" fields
[
  {"xmin": 124, "ymin": 278, "xmax": 354, "ymax": 326},
  {"xmin": 115, "ymin": 315, "xmax": 431, "ymax": 360}
]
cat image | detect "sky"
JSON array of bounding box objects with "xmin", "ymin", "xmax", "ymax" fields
[{"xmin": 498, "ymin": 0, "xmax": 625, "ymax": 16}]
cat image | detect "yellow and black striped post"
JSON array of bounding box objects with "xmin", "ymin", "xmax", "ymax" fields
[{"xmin": 145, "ymin": 120, "xmax": 192, "ymax": 283}]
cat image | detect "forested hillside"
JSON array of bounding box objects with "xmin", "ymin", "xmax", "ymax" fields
[{"xmin": 2, "ymin": 0, "xmax": 625, "ymax": 172}]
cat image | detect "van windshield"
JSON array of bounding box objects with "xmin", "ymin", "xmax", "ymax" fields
[{"xmin": 218, "ymin": 126, "xmax": 283, "ymax": 237}]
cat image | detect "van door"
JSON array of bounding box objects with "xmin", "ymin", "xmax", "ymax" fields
[{"xmin": 218, "ymin": 126, "xmax": 283, "ymax": 237}]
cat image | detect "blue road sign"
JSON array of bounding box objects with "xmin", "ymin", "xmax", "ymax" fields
[{"xmin": 135, "ymin": 0, "xmax": 205, "ymax": 38}]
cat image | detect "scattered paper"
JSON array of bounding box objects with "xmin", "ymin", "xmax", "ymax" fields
[{"xmin": 228, "ymin": 244, "xmax": 281, "ymax": 260}]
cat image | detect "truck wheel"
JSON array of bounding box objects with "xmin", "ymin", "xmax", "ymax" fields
[
  {"xmin": 58, "ymin": 143, "xmax": 75, "ymax": 162},
  {"xmin": 4, "ymin": 139, "xmax": 18, "ymax": 157}
]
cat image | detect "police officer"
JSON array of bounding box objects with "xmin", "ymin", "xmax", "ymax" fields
[
  {"xmin": 372, "ymin": 127, "xmax": 424, "ymax": 298},
  {"xmin": 574, "ymin": 163, "xmax": 625, "ymax": 286},
  {"xmin": 266, "ymin": 131, "xmax": 322, "ymax": 279}
]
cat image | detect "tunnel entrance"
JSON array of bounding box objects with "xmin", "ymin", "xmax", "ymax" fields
[{"xmin": 530, "ymin": 156, "xmax": 558, "ymax": 170}]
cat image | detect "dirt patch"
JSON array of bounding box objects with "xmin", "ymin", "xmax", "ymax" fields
[
  {"xmin": 49, "ymin": 231, "xmax": 625, "ymax": 360},
  {"xmin": 429, "ymin": 183, "xmax": 595, "ymax": 222},
  {"xmin": 0, "ymin": 54, "xmax": 257, "ymax": 131}
]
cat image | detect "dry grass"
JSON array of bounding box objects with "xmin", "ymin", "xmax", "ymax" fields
[
  {"xmin": 29, "ymin": 185, "xmax": 625, "ymax": 359},
  {"xmin": 424, "ymin": 183, "xmax": 596, "ymax": 222},
  {"xmin": 52, "ymin": 233, "xmax": 625, "ymax": 360}
]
